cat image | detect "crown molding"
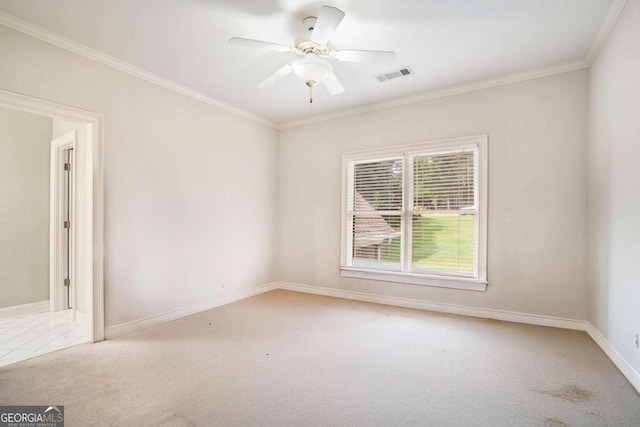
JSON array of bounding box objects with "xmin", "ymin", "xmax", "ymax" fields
[
  {"xmin": 277, "ymin": 60, "xmax": 587, "ymax": 129},
  {"xmin": 585, "ymin": 0, "xmax": 628, "ymax": 66},
  {"xmin": 275, "ymin": 0, "xmax": 627, "ymax": 130},
  {"xmin": 1, "ymin": 0, "xmax": 626, "ymax": 131},
  {"xmin": 0, "ymin": 11, "xmax": 278, "ymax": 129}
]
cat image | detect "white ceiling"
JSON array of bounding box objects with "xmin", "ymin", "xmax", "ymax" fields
[{"xmin": 0, "ymin": 0, "xmax": 615, "ymax": 125}]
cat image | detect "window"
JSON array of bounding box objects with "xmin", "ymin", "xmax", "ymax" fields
[{"xmin": 341, "ymin": 135, "xmax": 488, "ymax": 291}]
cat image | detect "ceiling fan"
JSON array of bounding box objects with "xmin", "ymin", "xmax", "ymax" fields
[{"xmin": 228, "ymin": 5, "xmax": 396, "ymax": 102}]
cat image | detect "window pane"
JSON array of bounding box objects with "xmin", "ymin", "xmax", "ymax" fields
[
  {"xmin": 351, "ymin": 214, "xmax": 401, "ymax": 271},
  {"xmin": 353, "ymin": 159, "xmax": 403, "ymax": 211},
  {"xmin": 413, "ymin": 152, "xmax": 474, "ymax": 211},
  {"xmin": 411, "ymin": 213, "xmax": 475, "ymax": 276}
]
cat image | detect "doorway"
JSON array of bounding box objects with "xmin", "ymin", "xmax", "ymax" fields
[
  {"xmin": 0, "ymin": 89, "xmax": 104, "ymax": 364},
  {"xmin": 0, "ymin": 109, "xmax": 87, "ymax": 366}
]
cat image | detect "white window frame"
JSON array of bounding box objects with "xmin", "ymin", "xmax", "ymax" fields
[{"xmin": 341, "ymin": 135, "xmax": 488, "ymax": 292}]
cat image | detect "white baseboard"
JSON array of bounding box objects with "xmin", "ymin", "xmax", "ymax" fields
[
  {"xmin": 275, "ymin": 281, "xmax": 588, "ymax": 330},
  {"xmin": 275, "ymin": 281, "xmax": 640, "ymax": 393},
  {"xmin": 101, "ymin": 279, "xmax": 640, "ymax": 394},
  {"xmin": 105, "ymin": 282, "xmax": 278, "ymax": 339},
  {"xmin": 585, "ymin": 324, "xmax": 640, "ymax": 393},
  {"xmin": 0, "ymin": 300, "xmax": 49, "ymax": 320}
]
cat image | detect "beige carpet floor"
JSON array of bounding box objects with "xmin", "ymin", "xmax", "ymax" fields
[{"xmin": 0, "ymin": 289, "xmax": 639, "ymax": 426}]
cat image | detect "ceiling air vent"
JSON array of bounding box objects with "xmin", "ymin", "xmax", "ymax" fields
[{"xmin": 375, "ymin": 67, "xmax": 413, "ymax": 82}]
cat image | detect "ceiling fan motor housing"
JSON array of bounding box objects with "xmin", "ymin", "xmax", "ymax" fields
[
  {"xmin": 294, "ymin": 40, "xmax": 330, "ymax": 58},
  {"xmin": 294, "ymin": 16, "xmax": 330, "ymax": 58}
]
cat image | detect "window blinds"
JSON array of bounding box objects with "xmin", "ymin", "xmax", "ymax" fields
[
  {"xmin": 349, "ymin": 159, "xmax": 403, "ymax": 271},
  {"xmin": 411, "ymin": 150, "xmax": 476, "ymax": 277},
  {"xmin": 346, "ymin": 146, "xmax": 478, "ymax": 279},
  {"xmin": 351, "ymin": 159, "xmax": 403, "ymax": 212}
]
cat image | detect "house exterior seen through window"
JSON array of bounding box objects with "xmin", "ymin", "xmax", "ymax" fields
[{"xmin": 341, "ymin": 135, "xmax": 488, "ymax": 291}]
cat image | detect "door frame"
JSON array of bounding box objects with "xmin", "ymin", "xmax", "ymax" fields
[
  {"xmin": 0, "ymin": 89, "xmax": 104, "ymax": 342},
  {"xmin": 49, "ymin": 132, "xmax": 76, "ymax": 314}
]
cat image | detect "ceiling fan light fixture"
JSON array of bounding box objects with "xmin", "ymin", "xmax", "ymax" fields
[{"xmin": 291, "ymin": 57, "xmax": 332, "ymax": 87}]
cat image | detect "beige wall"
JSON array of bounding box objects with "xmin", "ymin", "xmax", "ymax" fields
[
  {"xmin": 0, "ymin": 25, "xmax": 278, "ymax": 327},
  {"xmin": 278, "ymin": 70, "xmax": 589, "ymax": 320},
  {"xmin": 0, "ymin": 107, "xmax": 52, "ymax": 308},
  {"xmin": 588, "ymin": 0, "xmax": 640, "ymax": 375},
  {"xmin": 0, "ymin": 16, "xmax": 598, "ymax": 332}
]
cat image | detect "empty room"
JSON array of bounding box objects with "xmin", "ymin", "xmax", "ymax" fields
[{"xmin": 0, "ymin": 0, "xmax": 639, "ymax": 426}]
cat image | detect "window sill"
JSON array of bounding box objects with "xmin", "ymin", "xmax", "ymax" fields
[{"xmin": 340, "ymin": 267, "xmax": 488, "ymax": 292}]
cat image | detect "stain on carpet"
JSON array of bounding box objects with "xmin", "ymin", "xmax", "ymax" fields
[
  {"xmin": 538, "ymin": 384, "xmax": 596, "ymax": 403},
  {"xmin": 544, "ymin": 417, "xmax": 570, "ymax": 427},
  {"xmin": 155, "ymin": 411, "xmax": 196, "ymax": 426}
]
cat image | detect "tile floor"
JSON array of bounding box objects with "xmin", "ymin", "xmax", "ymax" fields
[{"xmin": 0, "ymin": 310, "xmax": 88, "ymax": 367}]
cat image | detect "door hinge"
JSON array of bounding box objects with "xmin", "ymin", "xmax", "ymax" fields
[
  {"xmin": 63, "ymin": 221, "xmax": 71, "ymax": 229},
  {"xmin": 64, "ymin": 278, "xmax": 71, "ymax": 287},
  {"xmin": 64, "ymin": 162, "xmax": 71, "ymax": 171}
]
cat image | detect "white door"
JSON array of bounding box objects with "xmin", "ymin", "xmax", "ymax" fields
[{"xmin": 50, "ymin": 132, "xmax": 76, "ymax": 317}]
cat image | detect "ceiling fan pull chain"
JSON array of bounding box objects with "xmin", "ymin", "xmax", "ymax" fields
[{"xmin": 309, "ymin": 86, "xmax": 313, "ymax": 111}]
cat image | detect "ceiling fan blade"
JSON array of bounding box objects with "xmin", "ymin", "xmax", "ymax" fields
[
  {"xmin": 323, "ymin": 72, "xmax": 344, "ymax": 95},
  {"xmin": 310, "ymin": 6, "xmax": 345, "ymax": 45},
  {"xmin": 334, "ymin": 49, "xmax": 397, "ymax": 64},
  {"xmin": 228, "ymin": 37, "xmax": 292, "ymax": 53},
  {"xmin": 258, "ymin": 64, "xmax": 293, "ymax": 88}
]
